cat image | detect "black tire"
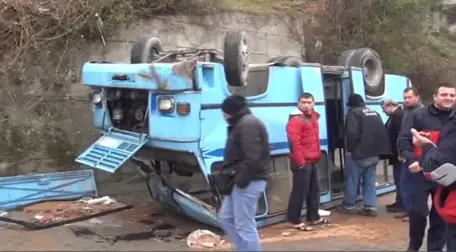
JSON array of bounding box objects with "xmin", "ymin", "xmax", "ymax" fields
[
  {"xmin": 130, "ymin": 35, "xmax": 164, "ymax": 64},
  {"xmin": 223, "ymin": 29, "xmax": 249, "ymax": 87},
  {"xmin": 267, "ymin": 56, "xmax": 303, "ymax": 67},
  {"xmin": 337, "ymin": 48, "xmax": 384, "ymax": 97}
]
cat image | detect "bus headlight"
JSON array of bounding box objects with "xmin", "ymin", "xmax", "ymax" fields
[
  {"xmin": 158, "ymin": 96, "xmax": 175, "ymax": 113},
  {"xmin": 92, "ymin": 92, "xmax": 102, "ymax": 104}
]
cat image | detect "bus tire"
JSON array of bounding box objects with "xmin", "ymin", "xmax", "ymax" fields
[
  {"xmin": 338, "ymin": 48, "xmax": 384, "ymax": 96},
  {"xmin": 223, "ymin": 28, "xmax": 249, "ymax": 87},
  {"xmin": 130, "ymin": 35, "xmax": 164, "ymax": 63},
  {"xmin": 267, "ymin": 56, "xmax": 303, "ymax": 67}
]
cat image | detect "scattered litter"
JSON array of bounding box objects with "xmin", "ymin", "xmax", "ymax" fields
[
  {"xmin": 79, "ymin": 196, "xmax": 117, "ymax": 205},
  {"xmin": 89, "ymin": 218, "xmax": 103, "ymax": 224},
  {"xmin": 318, "ymin": 209, "xmax": 331, "ymax": 217},
  {"xmin": 186, "ymin": 229, "xmax": 221, "ymax": 249},
  {"xmin": 281, "ymin": 231, "xmax": 291, "ymax": 236}
]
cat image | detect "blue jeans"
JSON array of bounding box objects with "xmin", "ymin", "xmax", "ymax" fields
[
  {"xmin": 343, "ymin": 156, "xmax": 378, "ymax": 209},
  {"xmin": 219, "ymin": 180, "xmax": 267, "ymax": 252}
]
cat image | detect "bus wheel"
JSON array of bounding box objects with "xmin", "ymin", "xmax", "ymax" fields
[
  {"xmin": 267, "ymin": 56, "xmax": 303, "ymax": 67},
  {"xmin": 130, "ymin": 35, "xmax": 164, "ymax": 63},
  {"xmin": 337, "ymin": 48, "xmax": 384, "ymax": 97},
  {"xmin": 223, "ymin": 28, "xmax": 249, "ymax": 87}
]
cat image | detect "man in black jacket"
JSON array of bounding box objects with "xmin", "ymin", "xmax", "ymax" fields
[
  {"xmin": 397, "ymin": 87, "xmax": 424, "ymax": 221},
  {"xmin": 398, "ymin": 83, "xmax": 456, "ymax": 252},
  {"xmin": 217, "ymin": 95, "xmax": 270, "ymax": 252},
  {"xmin": 337, "ymin": 94, "xmax": 391, "ymax": 216},
  {"xmin": 380, "ymin": 99, "xmax": 405, "ymax": 213}
]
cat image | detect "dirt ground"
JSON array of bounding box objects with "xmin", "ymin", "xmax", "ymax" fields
[{"xmin": 0, "ymin": 181, "xmax": 411, "ymax": 251}]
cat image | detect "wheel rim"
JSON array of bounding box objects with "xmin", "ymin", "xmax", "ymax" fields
[
  {"xmin": 363, "ymin": 58, "xmax": 378, "ymax": 87},
  {"xmin": 239, "ymin": 36, "xmax": 249, "ymax": 85},
  {"xmin": 147, "ymin": 48, "xmax": 158, "ymax": 63}
]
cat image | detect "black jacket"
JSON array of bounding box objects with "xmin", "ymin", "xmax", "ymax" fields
[
  {"xmin": 397, "ymin": 103, "xmax": 424, "ymax": 162},
  {"xmin": 385, "ymin": 106, "xmax": 404, "ymax": 165},
  {"xmin": 398, "ymin": 104, "xmax": 451, "ymax": 165},
  {"xmin": 345, "ymin": 106, "xmax": 392, "ymax": 159},
  {"xmin": 421, "ymin": 111, "xmax": 456, "ymax": 174},
  {"xmin": 223, "ymin": 108, "xmax": 270, "ymax": 188}
]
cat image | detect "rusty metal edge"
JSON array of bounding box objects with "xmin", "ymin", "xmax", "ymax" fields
[{"xmin": 0, "ymin": 204, "xmax": 132, "ymax": 230}]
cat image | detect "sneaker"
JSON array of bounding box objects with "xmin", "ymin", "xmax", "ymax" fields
[
  {"xmin": 394, "ymin": 212, "xmax": 408, "ymax": 218},
  {"xmin": 358, "ymin": 208, "xmax": 378, "ymax": 217},
  {"xmin": 336, "ymin": 206, "xmax": 358, "ymax": 215}
]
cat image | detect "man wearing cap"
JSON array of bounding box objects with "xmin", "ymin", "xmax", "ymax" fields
[
  {"xmin": 217, "ymin": 95, "xmax": 270, "ymax": 252},
  {"xmin": 380, "ymin": 99, "xmax": 406, "ymax": 214},
  {"xmin": 337, "ymin": 94, "xmax": 391, "ymax": 216}
]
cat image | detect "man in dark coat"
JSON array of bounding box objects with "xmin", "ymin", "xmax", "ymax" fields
[
  {"xmin": 397, "ymin": 87, "xmax": 424, "ymax": 221},
  {"xmin": 380, "ymin": 99, "xmax": 405, "ymax": 213},
  {"xmin": 398, "ymin": 83, "xmax": 456, "ymax": 252},
  {"xmin": 217, "ymin": 95, "xmax": 270, "ymax": 252},
  {"xmin": 337, "ymin": 94, "xmax": 391, "ymax": 216},
  {"xmin": 413, "ymin": 110, "xmax": 456, "ymax": 251}
]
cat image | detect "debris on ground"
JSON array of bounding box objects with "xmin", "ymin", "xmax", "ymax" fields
[
  {"xmin": 186, "ymin": 229, "xmax": 221, "ymax": 249},
  {"xmin": 318, "ymin": 209, "xmax": 330, "ymax": 217},
  {"xmin": 0, "ymin": 198, "xmax": 131, "ymax": 229},
  {"xmin": 281, "ymin": 231, "xmax": 291, "ymax": 237},
  {"xmin": 78, "ymin": 196, "xmax": 117, "ymax": 205}
]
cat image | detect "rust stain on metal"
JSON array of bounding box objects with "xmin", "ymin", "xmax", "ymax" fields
[
  {"xmin": 172, "ymin": 58, "xmax": 198, "ymax": 86},
  {"xmin": 137, "ymin": 64, "xmax": 168, "ymax": 90}
]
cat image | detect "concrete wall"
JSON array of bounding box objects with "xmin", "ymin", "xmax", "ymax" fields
[{"xmin": 4, "ymin": 12, "xmax": 303, "ymax": 181}]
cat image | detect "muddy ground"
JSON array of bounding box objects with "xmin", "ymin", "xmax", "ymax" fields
[{"xmin": 0, "ymin": 179, "xmax": 413, "ymax": 251}]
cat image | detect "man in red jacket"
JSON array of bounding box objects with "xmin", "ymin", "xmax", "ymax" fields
[{"xmin": 286, "ymin": 92, "xmax": 329, "ymax": 231}]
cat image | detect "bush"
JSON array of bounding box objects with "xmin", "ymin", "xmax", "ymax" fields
[{"xmin": 296, "ymin": 0, "xmax": 456, "ymax": 98}]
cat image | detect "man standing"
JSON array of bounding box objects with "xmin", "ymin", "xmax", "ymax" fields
[
  {"xmin": 286, "ymin": 93, "xmax": 329, "ymax": 231},
  {"xmin": 397, "ymin": 86, "xmax": 424, "ymax": 221},
  {"xmin": 218, "ymin": 95, "xmax": 270, "ymax": 252},
  {"xmin": 410, "ymin": 84, "xmax": 456, "ymax": 250},
  {"xmin": 337, "ymin": 94, "xmax": 391, "ymax": 216},
  {"xmin": 380, "ymin": 99, "xmax": 405, "ymax": 214},
  {"xmin": 397, "ymin": 83, "xmax": 456, "ymax": 252}
]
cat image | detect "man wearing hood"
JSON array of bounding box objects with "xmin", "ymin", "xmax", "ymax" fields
[
  {"xmin": 286, "ymin": 92, "xmax": 329, "ymax": 231},
  {"xmin": 217, "ymin": 95, "xmax": 270, "ymax": 252},
  {"xmin": 337, "ymin": 94, "xmax": 391, "ymax": 216}
]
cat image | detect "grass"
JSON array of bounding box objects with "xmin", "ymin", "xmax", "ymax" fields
[
  {"xmin": 218, "ymin": 0, "xmax": 278, "ymax": 13},
  {"xmin": 217, "ymin": 0, "xmax": 314, "ymax": 14}
]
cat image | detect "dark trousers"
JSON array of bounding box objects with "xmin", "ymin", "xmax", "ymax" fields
[
  {"xmin": 447, "ymin": 224, "xmax": 456, "ymax": 252},
  {"xmin": 408, "ymin": 188, "xmax": 446, "ymax": 251},
  {"xmin": 393, "ymin": 163, "xmax": 404, "ymax": 208},
  {"xmin": 287, "ymin": 163, "xmax": 320, "ymax": 224}
]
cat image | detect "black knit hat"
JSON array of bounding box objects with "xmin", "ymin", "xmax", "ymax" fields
[
  {"xmin": 347, "ymin": 94, "xmax": 365, "ymax": 107},
  {"xmin": 221, "ymin": 95, "xmax": 247, "ymax": 115}
]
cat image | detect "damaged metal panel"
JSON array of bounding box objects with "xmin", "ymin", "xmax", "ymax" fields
[
  {"xmin": 75, "ymin": 128, "xmax": 148, "ymax": 173},
  {"xmin": 81, "ymin": 61, "xmax": 196, "ymax": 91},
  {"xmin": 0, "ymin": 170, "xmax": 97, "ymax": 211}
]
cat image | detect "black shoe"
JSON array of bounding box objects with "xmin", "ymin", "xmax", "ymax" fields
[{"xmin": 386, "ymin": 203, "xmax": 406, "ymax": 213}]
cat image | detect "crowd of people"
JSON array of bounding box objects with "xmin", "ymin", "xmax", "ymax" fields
[{"xmin": 213, "ymin": 83, "xmax": 456, "ymax": 252}]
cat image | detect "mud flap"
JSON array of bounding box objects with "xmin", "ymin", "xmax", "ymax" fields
[{"xmin": 75, "ymin": 128, "xmax": 148, "ymax": 173}]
